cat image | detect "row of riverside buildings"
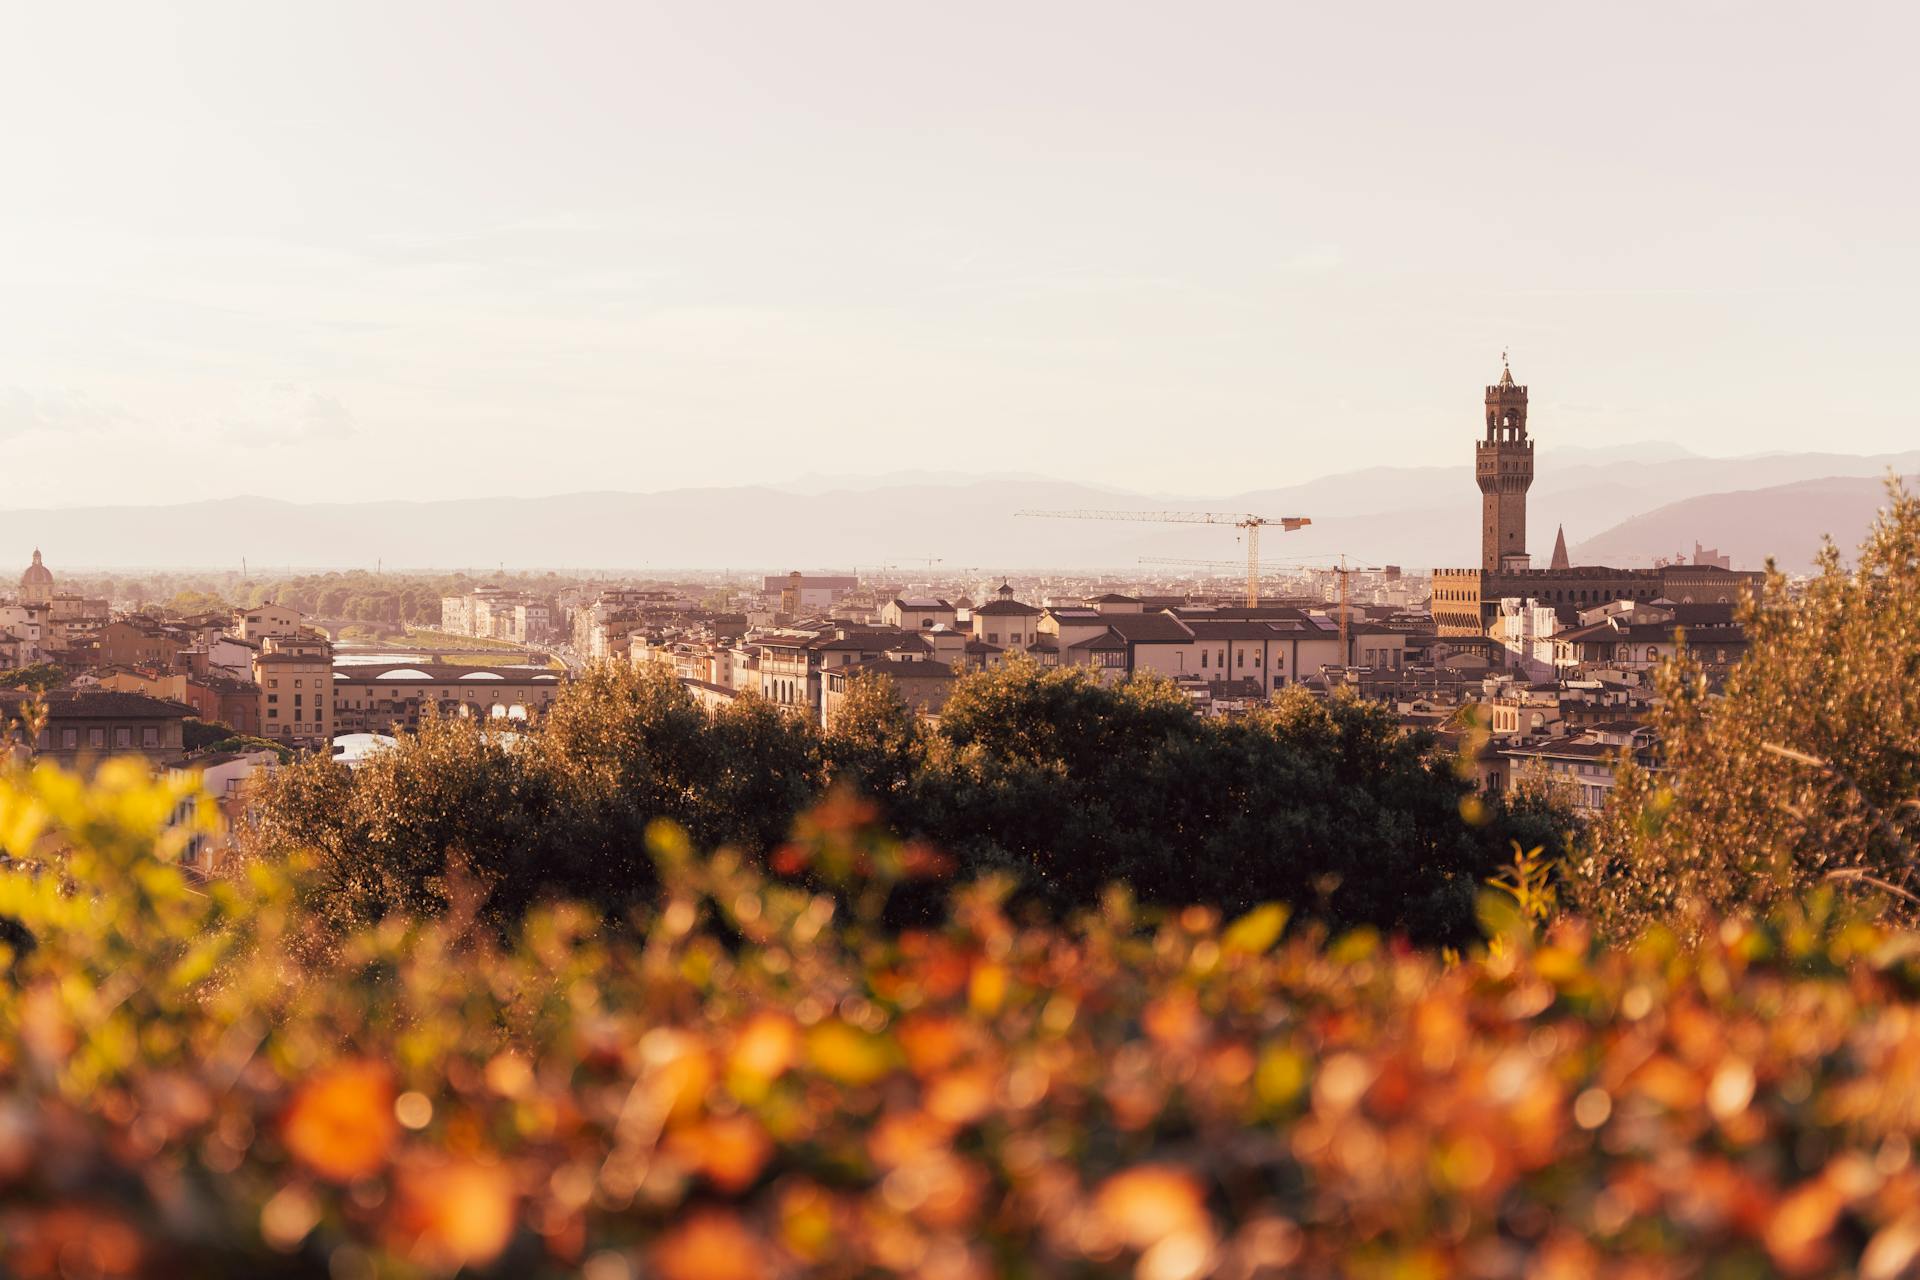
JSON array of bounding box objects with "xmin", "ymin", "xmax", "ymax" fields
[
  {"xmin": 1, "ymin": 579, "xmax": 562, "ymax": 761},
  {"xmin": 629, "ymin": 580, "xmax": 1419, "ymax": 725},
  {"xmin": 437, "ymin": 585, "xmax": 556, "ymax": 644}
]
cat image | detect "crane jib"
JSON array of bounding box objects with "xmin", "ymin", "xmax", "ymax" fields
[{"xmin": 1013, "ymin": 510, "xmax": 1312, "ymax": 606}]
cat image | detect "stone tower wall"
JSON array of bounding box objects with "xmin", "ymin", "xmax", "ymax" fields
[{"xmin": 1476, "ymin": 378, "xmax": 1533, "ymax": 573}]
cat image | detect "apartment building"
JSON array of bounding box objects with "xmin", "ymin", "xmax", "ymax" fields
[
  {"xmin": 0, "ymin": 603, "xmax": 49, "ymax": 661},
  {"xmin": 5, "ymin": 691, "xmax": 195, "ymax": 768},
  {"xmin": 237, "ymin": 602, "xmax": 306, "ymax": 642},
  {"xmin": 765, "ymin": 573, "xmax": 857, "ymax": 614},
  {"xmin": 1034, "ymin": 599, "xmax": 1406, "ymax": 690},
  {"xmin": 820, "ymin": 657, "xmax": 957, "ymax": 725},
  {"xmin": 100, "ymin": 617, "xmax": 192, "ymax": 668},
  {"xmin": 881, "ymin": 597, "xmax": 958, "ymax": 630},
  {"xmin": 970, "ymin": 583, "xmax": 1043, "ymax": 650},
  {"xmin": 253, "ymin": 634, "xmax": 334, "ymax": 750}
]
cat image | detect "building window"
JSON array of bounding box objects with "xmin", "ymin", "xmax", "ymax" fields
[
  {"xmin": 61, "ymin": 728, "xmax": 77, "ymax": 749},
  {"xmin": 88, "ymin": 728, "xmax": 106, "ymax": 749},
  {"xmin": 141, "ymin": 726, "xmax": 159, "ymax": 748}
]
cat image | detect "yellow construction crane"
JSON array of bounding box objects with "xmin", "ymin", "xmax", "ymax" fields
[{"xmin": 1016, "ymin": 509, "xmax": 1311, "ymax": 606}]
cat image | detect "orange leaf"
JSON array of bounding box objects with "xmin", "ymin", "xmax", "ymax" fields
[
  {"xmin": 282, "ymin": 1061, "xmax": 397, "ymax": 1183},
  {"xmin": 390, "ymin": 1156, "xmax": 517, "ymax": 1272},
  {"xmin": 651, "ymin": 1209, "xmax": 773, "ymax": 1280},
  {"xmin": 666, "ymin": 1114, "xmax": 774, "ymax": 1194},
  {"xmin": 1092, "ymin": 1164, "xmax": 1211, "ymax": 1252}
]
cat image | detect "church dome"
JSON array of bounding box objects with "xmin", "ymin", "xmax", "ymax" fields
[{"xmin": 20, "ymin": 549, "xmax": 52, "ymax": 587}]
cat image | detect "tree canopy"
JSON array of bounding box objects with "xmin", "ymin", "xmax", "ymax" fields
[
  {"xmin": 247, "ymin": 660, "xmax": 1560, "ymax": 944},
  {"xmin": 1574, "ymin": 478, "xmax": 1920, "ymax": 936}
]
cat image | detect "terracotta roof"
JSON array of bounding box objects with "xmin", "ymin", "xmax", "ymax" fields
[
  {"xmin": 814, "ymin": 632, "xmax": 907, "ymax": 652},
  {"xmin": 1068, "ymin": 630, "xmax": 1128, "ymax": 651},
  {"xmin": 835, "ymin": 658, "xmax": 958, "ymax": 681},
  {"xmin": 1098, "ymin": 614, "xmax": 1194, "ymax": 643},
  {"xmin": 1184, "ymin": 619, "xmax": 1302, "ymax": 641},
  {"xmin": 12, "ymin": 691, "xmax": 196, "ymax": 720}
]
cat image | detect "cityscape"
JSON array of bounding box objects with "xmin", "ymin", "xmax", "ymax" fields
[
  {"xmin": 4, "ymin": 4, "xmax": 1919, "ymax": 1276},
  {"xmin": 2, "ymin": 358, "xmax": 1778, "ymax": 847}
]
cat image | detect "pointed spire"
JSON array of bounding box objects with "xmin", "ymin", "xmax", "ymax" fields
[
  {"xmin": 1498, "ymin": 350, "xmax": 1516, "ymax": 388},
  {"xmin": 1550, "ymin": 524, "xmax": 1571, "ymax": 571}
]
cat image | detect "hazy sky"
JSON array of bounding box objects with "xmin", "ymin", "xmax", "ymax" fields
[{"xmin": 3, "ymin": 2, "xmax": 1916, "ymax": 506}]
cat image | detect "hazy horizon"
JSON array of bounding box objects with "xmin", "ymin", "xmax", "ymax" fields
[
  {"xmin": 3, "ymin": 433, "xmax": 1915, "ymax": 514},
  {"xmin": 5, "ymin": 3, "xmax": 1917, "ymax": 508}
]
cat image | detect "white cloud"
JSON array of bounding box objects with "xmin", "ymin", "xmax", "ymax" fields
[
  {"xmin": 0, "ymin": 388, "xmax": 130, "ymax": 438},
  {"xmin": 219, "ymin": 385, "xmax": 357, "ymax": 444}
]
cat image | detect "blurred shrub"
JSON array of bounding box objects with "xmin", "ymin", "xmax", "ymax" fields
[{"xmin": 5, "ymin": 763, "xmax": 1920, "ymax": 1276}]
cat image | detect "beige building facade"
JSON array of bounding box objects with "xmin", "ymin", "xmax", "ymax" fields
[{"xmin": 254, "ymin": 634, "xmax": 334, "ymax": 749}]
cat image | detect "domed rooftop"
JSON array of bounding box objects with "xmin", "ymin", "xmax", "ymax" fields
[{"xmin": 20, "ymin": 549, "xmax": 52, "ymax": 587}]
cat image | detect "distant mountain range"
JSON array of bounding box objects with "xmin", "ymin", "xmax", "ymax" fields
[
  {"xmin": 5, "ymin": 444, "xmax": 1913, "ymax": 573},
  {"xmin": 1571, "ymin": 474, "xmax": 1915, "ymax": 571}
]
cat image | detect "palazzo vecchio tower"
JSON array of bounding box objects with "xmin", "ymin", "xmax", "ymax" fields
[{"xmin": 1476, "ymin": 356, "xmax": 1533, "ymax": 573}]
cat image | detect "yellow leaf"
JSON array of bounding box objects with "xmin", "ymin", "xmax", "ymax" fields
[
  {"xmin": 805, "ymin": 1019, "xmax": 895, "ymax": 1086},
  {"xmin": 1222, "ymin": 904, "xmax": 1290, "ymax": 956},
  {"xmin": 1255, "ymin": 1045, "xmax": 1309, "ymax": 1110},
  {"xmin": 968, "ymin": 961, "xmax": 1007, "ymax": 1016}
]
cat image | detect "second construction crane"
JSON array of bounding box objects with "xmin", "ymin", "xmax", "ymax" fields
[{"xmin": 1016, "ymin": 509, "xmax": 1311, "ymax": 607}]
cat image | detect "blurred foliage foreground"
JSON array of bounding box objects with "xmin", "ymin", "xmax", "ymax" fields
[{"xmin": 8, "ymin": 766, "xmax": 1920, "ymax": 1277}]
